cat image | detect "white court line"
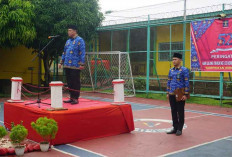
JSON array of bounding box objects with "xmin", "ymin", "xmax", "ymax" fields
[
  {"xmin": 185, "ymin": 114, "xmax": 212, "ymax": 120},
  {"xmin": 159, "ymin": 135, "xmax": 232, "ymax": 157},
  {"xmin": 26, "ymin": 139, "xmax": 80, "ymax": 157},
  {"xmin": 135, "ymin": 107, "xmax": 212, "ymax": 119},
  {"xmin": 66, "ymin": 144, "xmax": 107, "ymax": 157},
  {"xmin": 133, "ymin": 106, "xmax": 168, "ymax": 111},
  {"xmin": 52, "ymin": 147, "xmax": 80, "ymax": 157},
  {"xmin": 134, "ymin": 108, "xmax": 157, "ymax": 111},
  {"xmin": 0, "ymin": 120, "xmax": 4, "ymax": 124},
  {"xmin": 27, "ymin": 140, "xmax": 80, "ymax": 157},
  {"xmin": 85, "ymin": 96, "xmax": 232, "ymax": 119},
  {"xmin": 0, "ymin": 131, "xmax": 79, "ymax": 157}
]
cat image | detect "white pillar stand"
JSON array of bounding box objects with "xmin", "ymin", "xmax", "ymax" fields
[
  {"xmin": 8, "ymin": 77, "xmax": 24, "ymax": 103},
  {"xmin": 112, "ymin": 79, "xmax": 126, "ymax": 105},
  {"xmin": 50, "ymin": 81, "xmax": 64, "ymax": 108}
]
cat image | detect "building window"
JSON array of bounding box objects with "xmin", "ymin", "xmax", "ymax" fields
[{"xmin": 158, "ymin": 42, "xmax": 183, "ymax": 61}]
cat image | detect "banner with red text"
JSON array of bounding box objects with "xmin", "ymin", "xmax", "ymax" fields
[{"xmin": 191, "ymin": 18, "xmax": 232, "ymax": 72}]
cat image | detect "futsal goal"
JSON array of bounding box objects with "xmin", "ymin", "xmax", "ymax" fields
[{"xmin": 81, "ymin": 51, "xmax": 135, "ymax": 97}]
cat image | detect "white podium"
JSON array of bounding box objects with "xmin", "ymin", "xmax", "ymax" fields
[
  {"xmin": 8, "ymin": 77, "xmax": 24, "ymax": 103},
  {"xmin": 49, "ymin": 81, "xmax": 64, "ymax": 108},
  {"xmin": 112, "ymin": 79, "xmax": 126, "ymax": 105}
]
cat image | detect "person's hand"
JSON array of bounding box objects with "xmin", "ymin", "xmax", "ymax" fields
[
  {"xmin": 166, "ymin": 94, "xmax": 169, "ymax": 99},
  {"xmin": 79, "ymin": 65, "xmax": 85, "ymax": 70},
  {"xmin": 181, "ymin": 95, "xmax": 187, "ymax": 101},
  {"xmin": 58, "ymin": 64, "xmax": 62, "ymax": 69}
]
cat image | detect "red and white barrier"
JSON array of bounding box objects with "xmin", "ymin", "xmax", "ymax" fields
[
  {"xmin": 8, "ymin": 77, "xmax": 126, "ymax": 106},
  {"xmin": 8, "ymin": 77, "xmax": 24, "ymax": 103},
  {"xmin": 112, "ymin": 79, "xmax": 125, "ymax": 105},
  {"xmin": 49, "ymin": 81, "xmax": 64, "ymax": 108}
]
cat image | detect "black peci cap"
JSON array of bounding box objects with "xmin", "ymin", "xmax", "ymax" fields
[
  {"xmin": 173, "ymin": 53, "xmax": 182, "ymax": 59},
  {"xmin": 67, "ymin": 24, "xmax": 77, "ymax": 31}
]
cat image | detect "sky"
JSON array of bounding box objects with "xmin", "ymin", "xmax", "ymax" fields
[
  {"xmin": 99, "ymin": 0, "xmax": 232, "ymax": 13},
  {"xmin": 99, "ymin": 0, "xmax": 176, "ymax": 13},
  {"xmin": 99, "ymin": 0, "xmax": 232, "ymax": 25}
]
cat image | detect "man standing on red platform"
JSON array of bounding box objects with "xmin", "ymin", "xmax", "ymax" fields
[{"xmin": 58, "ymin": 25, "xmax": 86, "ymax": 104}]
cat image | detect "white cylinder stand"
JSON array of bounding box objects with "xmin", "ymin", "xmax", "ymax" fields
[
  {"xmin": 112, "ymin": 79, "xmax": 126, "ymax": 105},
  {"xmin": 8, "ymin": 77, "xmax": 24, "ymax": 103},
  {"xmin": 49, "ymin": 81, "xmax": 64, "ymax": 108}
]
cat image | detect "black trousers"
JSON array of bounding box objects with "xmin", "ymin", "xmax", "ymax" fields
[
  {"xmin": 65, "ymin": 68, "xmax": 81, "ymax": 99},
  {"xmin": 169, "ymin": 95, "xmax": 185, "ymax": 131}
]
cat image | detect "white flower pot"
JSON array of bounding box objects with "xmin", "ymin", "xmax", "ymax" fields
[
  {"xmin": 15, "ymin": 146, "xmax": 25, "ymax": 156},
  {"xmin": 40, "ymin": 142, "xmax": 50, "ymax": 152}
]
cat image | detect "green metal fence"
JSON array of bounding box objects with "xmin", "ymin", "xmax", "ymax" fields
[
  {"xmin": 95, "ymin": 3, "xmax": 232, "ymax": 106},
  {"xmin": 52, "ymin": 3, "xmax": 232, "ymax": 106}
]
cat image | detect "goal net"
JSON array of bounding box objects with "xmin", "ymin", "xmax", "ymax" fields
[{"xmin": 81, "ymin": 51, "xmax": 135, "ymax": 97}]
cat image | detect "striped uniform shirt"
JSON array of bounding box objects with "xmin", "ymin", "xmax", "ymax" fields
[{"xmin": 167, "ymin": 66, "xmax": 190, "ymax": 95}]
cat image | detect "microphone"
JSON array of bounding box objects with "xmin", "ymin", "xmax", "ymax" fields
[{"xmin": 48, "ymin": 35, "xmax": 60, "ymax": 39}]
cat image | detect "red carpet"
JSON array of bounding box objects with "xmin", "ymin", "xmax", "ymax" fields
[{"xmin": 4, "ymin": 98, "xmax": 134, "ymax": 145}]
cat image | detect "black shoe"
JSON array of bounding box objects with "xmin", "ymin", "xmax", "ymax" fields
[
  {"xmin": 176, "ymin": 130, "xmax": 182, "ymax": 136},
  {"xmin": 166, "ymin": 129, "xmax": 177, "ymax": 134},
  {"xmin": 71, "ymin": 100, "xmax": 79, "ymax": 105},
  {"xmin": 63, "ymin": 99, "xmax": 73, "ymax": 103}
]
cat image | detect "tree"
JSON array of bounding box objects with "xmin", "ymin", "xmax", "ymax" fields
[
  {"xmin": 0, "ymin": 0, "xmax": 36, "ymax": 47},
  {"xmin": 27, "ymin": 0, "xmax": 104, "ymax": 86}
]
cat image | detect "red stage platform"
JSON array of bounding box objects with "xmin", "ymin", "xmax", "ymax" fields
[{"xmin": 4, "ymin": 98, "xmax": 134, "ymax": 145}]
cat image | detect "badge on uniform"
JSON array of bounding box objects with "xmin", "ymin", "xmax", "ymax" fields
[{"xmin": 177, "ymin": 73, "xmax": 180, "ymax": 79}]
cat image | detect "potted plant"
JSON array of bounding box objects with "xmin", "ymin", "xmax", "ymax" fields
[
  {"xmin": 0, "ymin": 126, "xmax": 7, "ymax": 148},
  {"xmin": 31, "ymin": 117, "xmax": 58, "ymax": 152},
  {"xmin": 0, "ymin": 126, "xmax": 7, "ymax": 139},
  {"xmin": 9, "ymin": 122, "xmax": 28, "ymax": 156}
]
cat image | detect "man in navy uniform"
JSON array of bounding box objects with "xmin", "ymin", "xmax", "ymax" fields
[
  {"xmin": 58, "ymin": 25, "xmax": 85, "ymax": 104},
  {"xmin": 166, "ymin": 53, "xmax": 190, "ymax": 136}
]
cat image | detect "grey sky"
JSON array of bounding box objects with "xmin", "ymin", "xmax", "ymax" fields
[
  {"xmin": 99, "ymin": 0, "xmax": 175, "ymax": 13},
  {"xmin": 99, "ymin": 0, "xmax": 232, "ymax": 25},
  {"xmin": 99, "ymin": 0, "xmax": 232, "ymax": 13}
]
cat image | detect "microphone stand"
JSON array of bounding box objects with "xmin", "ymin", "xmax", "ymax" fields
[{"xmin": 25, "ymin": 38, "xmax": 56, "ymax": 108}]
